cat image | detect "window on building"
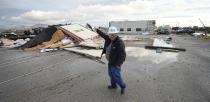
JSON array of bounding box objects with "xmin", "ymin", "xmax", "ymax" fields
[
  {"xmin": 127, "ymin": 28, "xmax": 131, "ymax": 31},
  {"xmin": 120, "ymin": 28, "xmax": 124, "ymax": 31},
  {"xmin": 136, "ymin": 28, "xmax": 141, "ymax": 31}
]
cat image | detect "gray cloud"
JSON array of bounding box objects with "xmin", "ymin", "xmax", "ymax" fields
[{"xmin": 1, "ymin": 0, "xmax": 210, "ymax": 29}]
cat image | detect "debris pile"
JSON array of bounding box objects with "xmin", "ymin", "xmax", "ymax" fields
[
  {"xmin": 0, "ymin": 24, "xmax": 106, "ymax": 59},
  {"xmin": 20, "ymin": 26, "xmax": 57, "ymax": 49},
  {"xmin": 0, "ymin": 38, "xmax": 30, "ymax": 48},
  {"xmin": 0, "ymin": 23, "xmax": 142, "ymax": 60},
  {"xmin": 24, "ymin": 29, "xmax": 65, "ymax": 51}
]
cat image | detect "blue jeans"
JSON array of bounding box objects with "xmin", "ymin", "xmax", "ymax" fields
[{"xmin": 108, "ymin": 65, "xmax": 126, "ymax": 88}]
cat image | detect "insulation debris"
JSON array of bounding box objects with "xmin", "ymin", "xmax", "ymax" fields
[
  {"xmin": 79, "ymin": 38, "xmax": 104, "ymax": 49},
  {"xmin": 24, "ymin": 30, "xmax": 65, "ymax": 51},
  {"xmin": 42, "ymin": 30, "xmax": 65, "ymax": 49},
  {"xmin": 21, "ymin": 26, "xmax": 57, "ymax": 49},
  {"xmin": 0, "ymin": 38, "xmax": 29, "ymax": 48}
]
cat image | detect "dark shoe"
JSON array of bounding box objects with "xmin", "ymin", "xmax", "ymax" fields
[
  {"xmin": 107, "ymin": 85, "xmax": 117, "ymax": 89},
  {"xmin": 121, "ymin": 88, "xmax": 125, "ymax": 95}
]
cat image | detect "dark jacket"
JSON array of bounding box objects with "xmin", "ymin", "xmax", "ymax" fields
[{"xmin": 96, "ymin": 29, "xmax": 126, "ymax": 67}]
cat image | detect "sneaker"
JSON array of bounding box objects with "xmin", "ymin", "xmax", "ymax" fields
[{"xmin": 107, "ymin": 85, "xmax": 117, "ymax": 89}]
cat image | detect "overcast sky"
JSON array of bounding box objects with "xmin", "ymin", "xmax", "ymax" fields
[{"xmin": 0, "ymin": 0, "xmax": 210, "ymax": 29}]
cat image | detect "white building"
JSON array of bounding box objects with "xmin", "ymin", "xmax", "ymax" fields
[{"xmin": 109, "ymin": 20, "xmax": 156, "ymax": 34}]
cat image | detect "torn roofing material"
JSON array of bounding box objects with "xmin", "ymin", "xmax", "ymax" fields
[
  {"xmin": 20, "ymin": 26, "xmax": 57, "ymax": 49},
  {"xmin": 56, "ymin": 24, "xmax": 98, "ymax": 42},
  {"xmin": 24, "ymin": 30, "xmax": 65, "ymax": 51}
]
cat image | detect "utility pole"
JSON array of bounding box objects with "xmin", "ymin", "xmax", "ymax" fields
[{"xmin": 199, "ymin": 18, "xmax": 207, "ymax": 35}]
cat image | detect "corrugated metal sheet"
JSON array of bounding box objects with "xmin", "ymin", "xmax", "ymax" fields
[{"xmin": 57, "ymin": 24, "xmax": 98, "ymax": 42}]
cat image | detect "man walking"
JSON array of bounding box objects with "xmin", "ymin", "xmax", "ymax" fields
[{"xmin": 95, "ymin": 26, "xmax": 126, "ymax": 94}]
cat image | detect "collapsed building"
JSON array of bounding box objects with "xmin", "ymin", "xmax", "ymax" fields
[
  {"xmin": 0, "ymin": 23, "xmax": 142, "ymax": 59},
  {"xmin": 16, "ymin": 24, "xmax": 105, "ymax": 57}
]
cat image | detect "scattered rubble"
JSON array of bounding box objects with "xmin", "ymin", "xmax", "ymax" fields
[
  {"xmin": 0, "ymin": 38, "xmax": 29, "ymax": 48},
  {"xmin": 0, "ymin": 23, "xmax": 190, "ymax": 61},
  {"xmin": 20, "ymin": 26, "xmax": 57, "ymax": 49},
  {"xmin": 24, "ymin": 29, "xmax": 64, "ymax": 51},
  {"xmin": 40, "ymin": 48, "xmax": 63, "ymax": 53},
  {"xmin": 0, "ymin": 24, "xmax": 107, "ymax": 61}
]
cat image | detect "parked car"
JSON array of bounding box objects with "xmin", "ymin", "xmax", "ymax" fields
[
  {"xmin": 157, "ymin": 30, "xmax": 170, "ymax": 34},
  {"xmin": 177, "ymin": 29, "xmax": 195, "ymax": 34},
  {"xmin": 171, "ymin": 30, "xmax": 176, "ymax": 34}
]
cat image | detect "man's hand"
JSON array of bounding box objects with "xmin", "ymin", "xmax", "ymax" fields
[
  {"xmin": 96, "ymin": 54, "xmax": 105, "ymax": 59},
  {"xmin": 96, "ymin": 55, "xmax": 102, "ymax": 59},
  {"xmin": 94, "ymin": 27, "xmax": 99, "ymax": 32}
]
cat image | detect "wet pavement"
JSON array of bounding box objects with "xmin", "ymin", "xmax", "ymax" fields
[{"xmin": 0, "ymin": 34, "xmax": 210, "ymax": 102}]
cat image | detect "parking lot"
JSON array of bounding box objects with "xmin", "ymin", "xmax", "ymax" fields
[{"xmin": 0, "ymin": 34, "xmax": 210, "ymax": 102}]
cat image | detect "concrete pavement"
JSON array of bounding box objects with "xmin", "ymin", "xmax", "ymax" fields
[{"xmin": 0, "ymin": 34, "xmax": 209, "ymax": 102}]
